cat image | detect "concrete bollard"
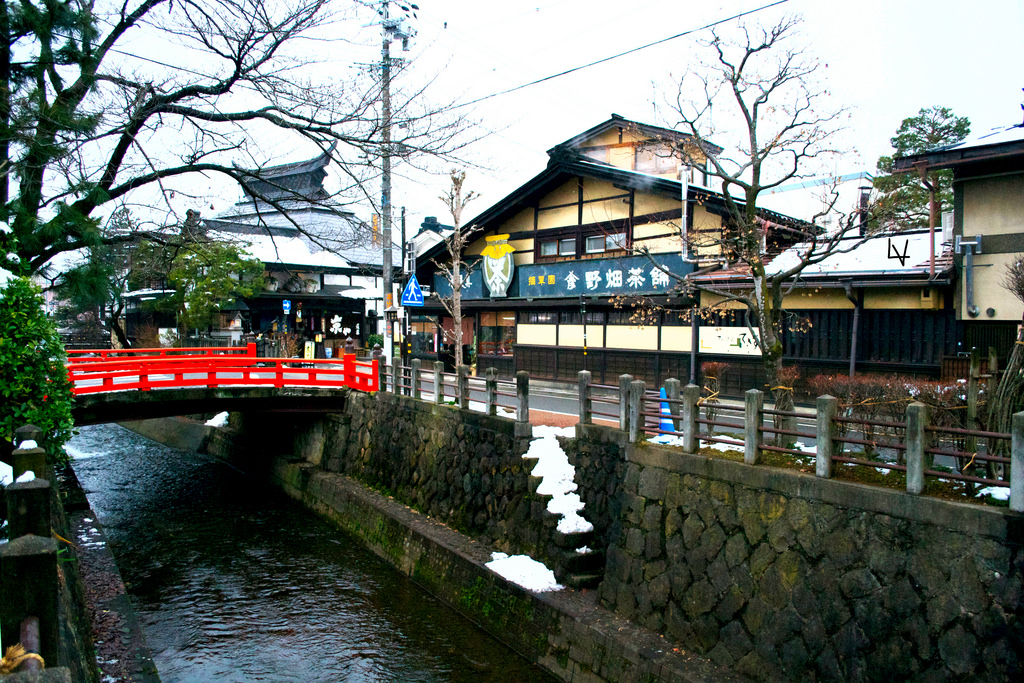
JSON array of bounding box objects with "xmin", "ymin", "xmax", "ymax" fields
[
  {"xmin": 681, "ymin": 383, "xmax": 700, "ymax": 454},
  {"xmin": 391, "ymin": 357, "xmax": 401, "ymax": 396},
  {"xmin": 516, "ymin": 371, "xmax": 530, "ymax": 423},
  {"xmin": 433, "ymin": 361, "xmax": 445, "ymax": 404},
  {"xmin": 578, "ymin": 371, "xmax": 592, "ymax": 425},
  {"xmin": 1011, "ymin": 411, "xmax": 1024, "ymax": 513},
  {"xmin": 816, "ymin": 395, "xmax": 838, "ymax": 478},
  {"xmin": 6, "ymin": 479, "xmax": 51, "ymax": 539},
  {"xmin": 629, "ymin": 380, "xmax": 646, "ymax": 444},
  {"xmin": 485, "ymin": 368, "xmax": 498, "ymax": 416},
  {"xmin": 619, "ymin": 374, "xmax": 633, "ymax": 433},
  {"xmin": 457, "ymin": 365, "xmax": 470, "ymax": 410},
  {"xmin": 0, "ymin": 535, "xmax": 59, "ymax": 668},
  {"xmin": 744, "ymin": 389, "xmax": 764, "ymax": 465},
  {"xmin": 410, "ymin": 359, "xmax": 422, "ymax": 400},
  {"xmin": 14, "ymin": 424, "xmax": 43, "ymax": 447},
  {"xmin": 13, "ymin": 446, "xmax": 47, "ymax": 482},
  {"xmin": 905, "ymin": 401, "xmax": 928, "ymax": 495}
]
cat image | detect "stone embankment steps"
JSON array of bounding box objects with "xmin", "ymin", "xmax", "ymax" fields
[
  {"xmin": 554, "ymin": 529, "xmax": 605, "ymax": 589},
  {"xmin": 527, "ymin": 472, "xmax": 605, "ymax": 589}
]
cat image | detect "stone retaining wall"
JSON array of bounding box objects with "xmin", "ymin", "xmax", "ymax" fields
[
  {"xmin": 248, "ymin": 391, "xmax": 592, "ymax": 579},
  {"xmin": 590, "ymin": 434, "xmax": 1024, "ymax": 681},
  {"xmin": 559, "ymin": 424, "xmax": 628, "ymax": 554},
  {"xmin": 267, "ymin": 458, "xmax": 740, "ymax": 683}
]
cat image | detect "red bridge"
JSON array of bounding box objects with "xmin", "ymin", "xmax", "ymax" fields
[{"xmin": 66, "ymin": 344, "xmax": 378, "ymax": 425}]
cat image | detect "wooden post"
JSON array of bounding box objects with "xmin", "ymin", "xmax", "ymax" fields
[
  {"xmin": 485, "ymin": 367, "xmax": 498, "ymax": 416},
  {"xmin": 343, "ymin": 353, "xmax": 355, "ymax": 390},
  {"xmin": 433, "ymin": 361, "xmax": 445, "ymax": 404},
  {"xmin": 578, "ymin": 370, "xmax": 592, "ymax": 425},
  {"xmin": 1011, "ymin": 411, "xmax": 1024, "ymax": 513},
  {"xmin": 410, "ymin": 359, "xmax": 422, "ymax": 400},
  {"xmin": 906, "ymin": 401, "xmax": 928, "ymax": 495},
  {"xmin": 816, "ymin": 395, "xmax": 838, "ymax": 478},
  {"xmin": 619, "ymin": 374, "xmax": 633, "ymax": 433},
  {"xmin": 629, "ymin": 380, "xmax": 646, "ymax": 444},
  {"xmin": 457, "ymin": 364, "xmax": 470, "ymax": 410},
  {"xmin": 987, "ymin": 347, "xmax": 999, "ymax": 480},
  {"xmin": 682, "ymin": 383, "xmax": 700, "ymax": 453},
  {"xmin": 967, "ymin": 347, "xmax": 980, "ymax": 458},
  {"xmin": 744, "ymin": 389, "xmax": 764, "ymax": 465}
]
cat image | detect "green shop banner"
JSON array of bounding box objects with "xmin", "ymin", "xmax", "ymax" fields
[{"xmin": 433, "ymin": 253, "xmax": 693, "ymax": 300}]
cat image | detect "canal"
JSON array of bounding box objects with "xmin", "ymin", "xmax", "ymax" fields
[{"xmin": 69, "ymin": 423, "xmax": 555, "ymax": 682}]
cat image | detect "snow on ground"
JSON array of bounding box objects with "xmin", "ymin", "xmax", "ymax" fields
[
  {"xmin": 467, "ymin": 400, "xmax": 516, "ymax": 418},
  {"xmin": 975, "ymin": 486, "xmax": 1011, "ymax": 501},
  {"xmin": 0, "ymin": 461, "xmax": 12, "ymax": 486},
  {"xmin": 77, "ymin": 518, "xmax": 107, "ymax": 550},
  {"xmin": 525, "ymin": 425, "xmax": 593, "ymax": 534},
  {"xmin": 486, "ymin": 552, "xmax": 563, "ymax": 592},
  {"xmin": 205, "ymin": 411, "xmax": 230, "ymax": 427},
  {"xmin": 648, "ymin": 433, "xmax": 746, "ymax": 455},
  {"xmin": 483, "ymin": 424, "xmax": 593, "ymax": 592}
]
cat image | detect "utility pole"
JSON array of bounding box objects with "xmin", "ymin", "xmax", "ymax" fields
[
  {"xmin": 381, "ymin": 5, "xmax": 394, "ymax": 359},
  {"xmin": 377, "ymin": 1, "xmax": 415, "ymax": 361}
]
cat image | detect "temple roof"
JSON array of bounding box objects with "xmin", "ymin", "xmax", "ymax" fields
[{"xmin": 238, "ymin": 143, "xmax": 336, "ymax": 201}]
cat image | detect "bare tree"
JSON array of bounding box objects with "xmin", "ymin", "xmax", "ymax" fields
[
  {"xmin": 433, "ymin": 169, "xmax": 478, "ymax": 368},
  {"xmin": 650, "ymin": 16, "xmax": 878, "ymax": 410},
  {"xmin": 989, "ymin": 256, "xmax": 1024, "ymax": 453},
  {"xmin": 0, "ymin": 0, "xmax": 474, "ymax": 276}
]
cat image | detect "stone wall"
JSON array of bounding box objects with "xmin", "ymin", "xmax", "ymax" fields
[
  {"xmin": 243, "ymin": 391, "xmax": 589, "ymax": 580},
  {"xmin": 560, "ymin": 424, "xmax": 628, "ymax": 554},
  {"xmin": 268, "ymin": 457, "xmax": 741, "ymax": 683},
  {"xmin": 594, "ymin": 441, "xmax": 1024, "ymax": 681}
]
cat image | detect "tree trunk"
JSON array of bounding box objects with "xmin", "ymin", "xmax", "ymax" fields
[
  {"xmin": 110, "ymin": 302, "xmax": 130, "ymax": 349},
  {"xmin": 453, "ymin": 260, "xmax": 463, "ymax": 368},
  {"xmin": 759, "ymin": 292, "xmax": 794, "ymax": 446}
]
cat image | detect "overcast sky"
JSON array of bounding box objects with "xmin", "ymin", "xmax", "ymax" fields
[
  {"xmin": 355, "ymin": 0, "xmax": 1022, "ymax": 229},
  {"xmin": 133, "ymin": 0, "xmax": 1021, "ymax": 233}
]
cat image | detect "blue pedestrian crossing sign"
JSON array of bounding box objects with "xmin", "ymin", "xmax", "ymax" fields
[{"xmin": 401, "ymin": 275, "xmax": 424, "ymax": 307}]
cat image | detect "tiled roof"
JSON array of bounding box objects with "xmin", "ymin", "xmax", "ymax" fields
[{"xmin": 692, "ymin": 230, "xmax": 953, "ymax": 287}]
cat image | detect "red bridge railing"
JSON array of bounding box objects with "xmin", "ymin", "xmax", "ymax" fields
[
  {"xmin": 66, "ymin": 344, "xmax": 378, "ymax": 395},
  {"xmin": 66, "ymin": 343, "xmax": 259, "ymax": 362}
]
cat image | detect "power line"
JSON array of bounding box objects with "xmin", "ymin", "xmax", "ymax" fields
[{"xmin": 449, "ymin": 0, "xmax": 790, "ymax": 111}]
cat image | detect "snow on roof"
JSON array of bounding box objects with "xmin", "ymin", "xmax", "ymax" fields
[
  {"xmin": 766, "ymin": 230, "xmax": 949, "ymax": 278},
  {"xmin": 208, "ymin": 230, "xmax": 361, "ymax": 269},
  {"xmin": 933, "ymin": 123, "xmax": 1024, "ymax": 154},
  {"xmin": 335, "ymin": 286, "xmax": 379, "ymax": 299}
]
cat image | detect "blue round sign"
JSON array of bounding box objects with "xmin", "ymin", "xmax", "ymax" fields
[{"xmin": 282, "ymin": 299, "xmax": 292, "ymax": 314}]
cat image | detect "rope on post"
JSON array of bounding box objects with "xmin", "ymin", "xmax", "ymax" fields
[{"xmin": 0, "ymin": 644, "xmax": 45, "ymax": 673}]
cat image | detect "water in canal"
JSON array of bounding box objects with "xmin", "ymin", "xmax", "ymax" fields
[{"xmin": 69, "ymin": 424, "xmax": 554, "ymax": 682}]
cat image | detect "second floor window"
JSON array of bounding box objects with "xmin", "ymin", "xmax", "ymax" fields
[
  {"xmin": 540, "ymin": 237, "xmax": 575, "ymax": 257},
  {"xmin": 585, "ymin": 232, "xmax": 627, "ymax": 254}
]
